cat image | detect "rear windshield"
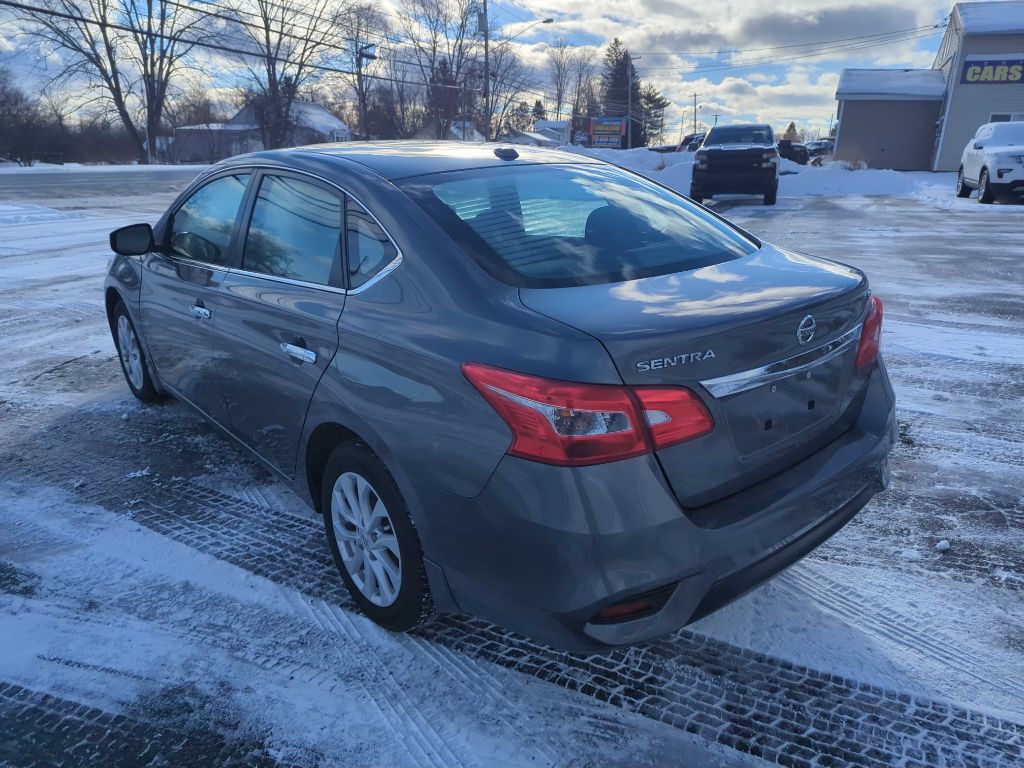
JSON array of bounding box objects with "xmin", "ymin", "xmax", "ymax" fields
[
  {"xmin": 400, "ymin": 163, "xmax": 757, "ymax": 288},
  {"xmin": 705, "ymin": 126, "xmax": 773, "ymax": 145}
]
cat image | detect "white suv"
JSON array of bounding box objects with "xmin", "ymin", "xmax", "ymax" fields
[{"xmin": 957, "ymin": 122, "xmax": 1024, "ymax": 203}]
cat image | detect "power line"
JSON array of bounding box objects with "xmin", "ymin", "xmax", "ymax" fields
[{"xmin": 632, "ymin": 21, "xmax": 945, "ymax": 57}]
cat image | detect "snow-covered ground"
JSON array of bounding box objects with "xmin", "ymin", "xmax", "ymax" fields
[{"xmin": 1, "ymin": 167, "xmax": 1022, "ymax": 767}]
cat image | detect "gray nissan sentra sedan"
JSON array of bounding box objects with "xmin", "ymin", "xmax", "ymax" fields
[{"xmin": 104, "ymin": 142, "xmax": 895, "ymax": 652}]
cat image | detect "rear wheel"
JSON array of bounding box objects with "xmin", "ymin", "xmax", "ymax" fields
[
  {"xmin": 111, "ymin": 300, "xmax": 159, "ymax": 402},
  {"xmin": 689, "ymin": 186, "xmax": 703, "ymax": 204},
  {"xmin": 956, "ymin": 168, "xmax": 972, "ymax": 198},
  {"xmin": 763, "ymin": 184, "xmax": 778, "ymax": 206},
  {"xmin": 321, "ymin": 441, "xmax": 435, "ymax": 632},
  {"xmin": 978, "ymin": 169, "xmax": 994, "ymax": 204}
]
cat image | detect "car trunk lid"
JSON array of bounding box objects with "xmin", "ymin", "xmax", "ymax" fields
[{"xmin": 519, "ymin": 245, "xmax": 870, "ymax": 508}]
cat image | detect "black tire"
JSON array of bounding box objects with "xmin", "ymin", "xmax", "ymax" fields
[
  {"xmin": 956, "ymin": 167, "xmax": 972, "ymax": 198},
  {"xmin": 689, "ymin": 187, "xmax": 703, "ymax": 204},
  {"xmin": 978, "ymin": 169, "xmax": 994, "ymax": 204},
  {"xmin": 763, "ymin": 184, "xmax": 778, "ymax": 206},
  {"xmin": 321, "ymin": 441, "xmax": 435, "ymax": 632},
  {"xmin": 111, "ymin": 300, "xmax": 160, "ymax": 402}
]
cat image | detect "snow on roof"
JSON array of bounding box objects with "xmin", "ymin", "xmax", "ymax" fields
[
  {"xmin": 289, "ymin": 102, "xmax": 348, "ymax": 135},
  {"xmin": 176, "ymin": 123, "xmax": 256, "ymax": 131},
  {"xmin": 955, "ymin": 1, "xmax": 1024, "ymax": 35},
  {"xmin": 836, "ymin": 69, "xmax": 947, "ymax": 100}
]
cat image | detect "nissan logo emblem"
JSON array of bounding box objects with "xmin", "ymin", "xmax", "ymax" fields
[{"xmin": 797, "ymin": 315, "xmax": 816, "ymax": 345}]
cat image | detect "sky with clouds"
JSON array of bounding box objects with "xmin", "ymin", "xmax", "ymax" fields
[{"xmin": 0, "ymin": 0, "xmax": 997, "ymax": 137}]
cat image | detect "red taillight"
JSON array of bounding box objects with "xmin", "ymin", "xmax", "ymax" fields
[
  {"xmin": 462, "ymin": 363, "xmax": 714, "ymax": 467},
  {"xmin": 633, "ymin": 388, "xmax": 714, "ymax": 449},
  {"xmin": 855, "ymin": 295, "xmax": 883, "ymax": 368}
]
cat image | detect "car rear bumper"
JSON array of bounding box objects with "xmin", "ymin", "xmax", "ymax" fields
[
  {"xmin": 414, "ymin": 360, "xmax": 896, "ymax": 652},
  {"xmin": 692, "ymin": 168, "xmax": 777, "ymax": 194}
]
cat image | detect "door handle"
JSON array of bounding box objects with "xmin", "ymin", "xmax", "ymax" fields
[
  {"xmin": 189, "ymin": 304, "xmax": 211, "ymax": 320},
  {"xmin": 280, "ymin": 341, "xmax": 317, "ymax": 365}
]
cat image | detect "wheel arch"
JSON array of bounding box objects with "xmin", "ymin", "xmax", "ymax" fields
[
  {"xmin": 104, "ymin": 286, "xmax": 125, "ymax": 334},
  {"xmin": 304, "ymin": 421, "xmax": 362, "ymax": 513}
]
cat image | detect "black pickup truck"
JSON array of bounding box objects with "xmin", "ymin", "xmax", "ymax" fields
[{"xmin": 690, "ymin": 124, "xmax": 781, "ymax": 206}]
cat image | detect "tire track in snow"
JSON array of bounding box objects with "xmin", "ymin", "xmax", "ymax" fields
[{"xmin": 781, "ymin": 565, "xmax": 1024, "ymax": 705}]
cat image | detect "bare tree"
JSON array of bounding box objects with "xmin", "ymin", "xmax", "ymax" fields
[
  {"xmin": 569, "ymin": 47, "xmax": 596, "ymax": 135},
  {"xmin": 228, "ymin": 0, "xmax": 350, "ymax": 149},
  {"xmin": 372, "ymin": 57, "xmax": 426, "ymax": 138},
  {"xmin": 399, "ymin": 0, "xmax": 479, "ymax": 139},
  {"xmin": 341, "ymin": 3, "xmax": 387, "ymax": 138},
  {"xmin": 488, "ymin": 41, "xmax": 537, "ymax": 139},
  {"xmin": 19, "ymin": 0, "xmax": 205, "ymax": 162},
  {"xmin": 545, "ymin": 38, "xmax": 572, "ymax": 121}
]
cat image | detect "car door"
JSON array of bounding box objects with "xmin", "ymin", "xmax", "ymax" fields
[
  {"xmin": 140, "ymin": 171, "xmax": 251, "ymax": 422},
  {"xmin": 964, "ymin": 126, "xmax": 989, "ymax": 181},
  {"xmin": 216, "ymin": 171, "xmax": 350, "ymax": 477}
]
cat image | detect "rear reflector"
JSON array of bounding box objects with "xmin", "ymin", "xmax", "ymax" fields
[
  {"xmin": 591, "ymin": 582, "xmax": 679, "ymax": 624},
  {"xmin": 855, "ymin": 295, "xmax": 883, "ymax": 368},
  {"xmin": 462, "ymin": 363, "xmax": 714, "ymax": 467},
  {"xmin": 594, "ymin": 599, "xmax": 655, "ymax": 622}
]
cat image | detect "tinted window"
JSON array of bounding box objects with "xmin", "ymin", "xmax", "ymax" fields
[
  {"xmin": 242, "ymin": 175, "xmax": 341, "ymax": 286},
  {"xmin": 401, "ymin": 164, "xmax": 757, "ymax": 288},
  {"xmin": 170, "ymin": 174, "xmax": 250, "ymax": 265},
  {"xmin": 704, "ymin": 126, "xmax": 773, "ymax": 145},
  {"xmin": 346, "ymin": 199, "xmax": 398, "ymax": 289}
]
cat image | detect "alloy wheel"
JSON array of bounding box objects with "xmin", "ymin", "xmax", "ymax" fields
[
  {"xmin": 330, "ymin": 471, "xmax": 402, "ymax": 607},
  {"xmin": 117, "ymin": 314, "xmax": 144, "ymax": 390}
]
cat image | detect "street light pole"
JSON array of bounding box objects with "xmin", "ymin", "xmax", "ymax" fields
[
  {"xmin": 626, "ymin": 53, "xmax": 640, "ymax": 148},
  {"xmin": 356, "ymin": 43, "xmax": 377, "ymax": 141},
  {"xmin": 482, "ymin": 0, "xmax": 490, "ymax": 140}
]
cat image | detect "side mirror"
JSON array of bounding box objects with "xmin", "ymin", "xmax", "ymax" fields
[{"xmin": 110, "ymin": 223, "xmax": 154, "ymax": 256}]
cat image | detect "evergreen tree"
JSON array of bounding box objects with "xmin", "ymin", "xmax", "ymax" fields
[
  {"xmin": 531, "ymin": 99, "xmax": 547, "ymax": 123},
  {"xmin": 782, "ymin": 121, "xmax": 799, "ymax": 141},
  {"xmin": 600, "ymin": 38, "xmax": 642, "ymax": 147},
  {"xmin": 640, "ymin": 83, "xmax": 671, "ymax": 146}
]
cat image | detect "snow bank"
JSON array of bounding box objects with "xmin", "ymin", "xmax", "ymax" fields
[
  {"xmin": 0, "ymin": 162, "xmax": 205, "ymax": 174},
  {"xmin": 564, "ymin": 147, "xmax": 956, "ymax": 200}
]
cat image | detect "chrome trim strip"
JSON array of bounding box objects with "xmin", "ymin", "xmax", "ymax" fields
[
  {"xmin": 700, "ymin": 323, "xmax": 863, "ymax": 398},
  {"xmin": 226, "ymin": 267, "xmax": 348, "ymax": 295}
]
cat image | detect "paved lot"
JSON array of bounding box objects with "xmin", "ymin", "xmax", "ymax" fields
[{"xmin": 1, "ymin": 170, "xmax": 1022, "ymax": 767}]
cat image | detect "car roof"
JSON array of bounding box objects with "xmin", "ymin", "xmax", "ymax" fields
[{"xmin": 220, "ymin": 141, "xmax": 604, "ymax": 181}]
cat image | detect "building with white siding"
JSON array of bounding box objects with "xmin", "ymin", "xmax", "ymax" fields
[{"xmin": 834, "ymin": 1, "xmax": 1024, "ymax": 171}]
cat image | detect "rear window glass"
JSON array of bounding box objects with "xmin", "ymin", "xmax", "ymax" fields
[
  {"xmin": 705, "ymin": 126, "xmax": 773, "ymax": 145},
  {"xmin": 990, "ymin": 122, "xmax": 1024, "ymax": 145},
  {"xmin": 400, "ymin": 164, "xmax": 757, "ymax": 288}
]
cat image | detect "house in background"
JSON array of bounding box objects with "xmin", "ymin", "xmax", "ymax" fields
[
  {"xmin": 173, "ymin": 100, "xmax": 349, "ymax": 163},
  {"xmin": 834, "ymin": 0, "xmax": 1024, "ymax": 171},
  {"xmin": 500, "ymin": 129, "xmax": 559, "ymax": 147},
  {"xmin": 533, "ymin": 119, "xmax": 571, "ymax": 145},
  {"xmin": 413, "ymin": 117, "xmax": 486, "ymax": 142}
]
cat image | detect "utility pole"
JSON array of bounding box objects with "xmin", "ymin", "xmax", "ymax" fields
[
  {"xmin": 481, "ymin": 0, "xmax": 491, "ymax": 140},
  {"xmin": 690, "ymin": 92, "xmax": 700, "ymax": 134},
  {"xmin": 356, "ymin": 44, "xmax": 376, "ymax": 141},
  {"xmin": 711, "ymin": 113, "xmax": 720, "ymax": 127},
  {"xmin": 626, "ymin": 53, "xmax": 640, "ymax": 148}
]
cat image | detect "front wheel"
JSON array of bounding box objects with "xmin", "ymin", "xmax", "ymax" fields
[
  {"xmin": 763, "ymin": 185, "xmax": 778, "ymax": 206},
  {"xmin": 689, "ymin": 187, "xmax": 703, "ymax": 204},
  {"xmin": 978, "ymin": 169, "xmax": 994, "ymax": 204},
  {"xmin": 111, "ymin": 300, "xmax": 160, "ymax": 402},
  {"xmin": 321, "ymin": 441, "xmax": 435, "ymax": 632},
  {"xmin": 956, "ymin": 168, "xmax": 972, "ymax": 198}
]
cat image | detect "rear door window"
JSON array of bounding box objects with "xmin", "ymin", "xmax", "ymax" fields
[
  {"xmin": 346, "ymin": 199, "xmax": 399, "ymax": 290},
  {"xmin": 401, "ymin": 164, "xmax": 757, "ymax": 288},
  {"xmin": 242, "ymin": 175, "xmax": 342, "ymax": 286},
  {"xmin": 170, "ymin": 173, "xmax": 250, "ymax": 265}
]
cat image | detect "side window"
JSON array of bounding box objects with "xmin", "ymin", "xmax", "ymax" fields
[
  {"xmin": 170, "ymin": 174, "xmax": 250, "ymax": 265},
  {"xmin": 242, "ymin": 175, "xmax": 342, "ymax": 286},
  {"xmin": 346, "ymin": 199, "xmax": 398, "ymax": 289}
]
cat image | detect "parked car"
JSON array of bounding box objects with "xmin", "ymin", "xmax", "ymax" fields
[
  {"xmin": 106, "ymin": 143, "xmax": 895, "ymax": 652},
  {"xmin": 676, "ymin": 132, "xmax": 705, "ymax": 152},
  {"xmin": 778, "ymin": 139, "xmax": 809, "ymax": 165},
  {"xmin": 805, "ymin": 139, "xmax": 834, "ymax": 157},
  {"xmin": 648, "ymin": 144, "xmax": 681, "ymax": 154},
  {"xmin": 956, "ymin": 121, "xmax": 1024, "ymax": 203},
  {"xmin": 691, "ymin": 124, "xmax": 781, "ymax": 205}
]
